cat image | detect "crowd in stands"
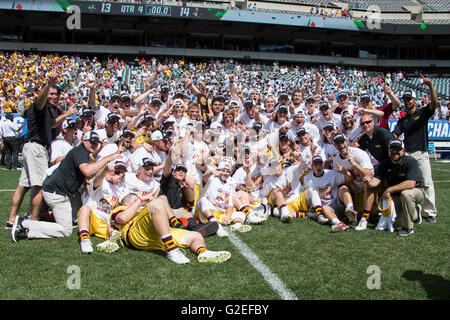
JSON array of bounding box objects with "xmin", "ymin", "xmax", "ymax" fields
[{"xmin": 0, "ymin": 51, "xmax": 443, "ymax": 264}]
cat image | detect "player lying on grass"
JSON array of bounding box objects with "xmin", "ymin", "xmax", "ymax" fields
[{"xmin": 109, "ymin": 193, "xmax": 231, "ymax": 264}]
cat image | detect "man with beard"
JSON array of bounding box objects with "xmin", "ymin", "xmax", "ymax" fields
[
  {"xmin": 367, "ymin": 139, "xmax": 424, "ymax": 236},
  {"xmin": 316, "ymin": 102, "xmax": 343, "ymax": 133},
  {"xmin": 392, "ymin": 75, "xmax": 438, "ymax": 223},
  {"xmin": 341, "ymin": 111, "xmax": 362, "ymax": 145}
]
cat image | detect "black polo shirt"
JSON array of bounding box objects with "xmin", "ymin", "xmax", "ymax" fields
[
  {"xmin": 23, "ymin": 102, "xmax": 54, "ymax": 149},
  {"xmin": 375, "ymin": 155, "xmax": 421, "ymax": 196},
  {"xmin": 358, "ymin": 127, "xmax": 393, "ymax": 164},
  {"xmin": 392, "ymin": 105, "xmax": 434, "ymax": 153},
  {"xmin": 159, "ymin": 173, "xmax": 186, "ymax": 209},
  {"xmin": 43, "ymin": 143, "xmax": 91, "ymax": 197}
]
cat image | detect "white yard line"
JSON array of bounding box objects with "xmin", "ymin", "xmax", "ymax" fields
[
  {"xmin": 0, "ymin": 189, "xmax": 15, "ymax": 192},
  {"xmin": 226, "ymin": 229, "xmax": 299, "ymax": 300}
]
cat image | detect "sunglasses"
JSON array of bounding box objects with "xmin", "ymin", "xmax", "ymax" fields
[{"xmin": 360, "ymin": 120, "xmax": 373, "ymax": 126}]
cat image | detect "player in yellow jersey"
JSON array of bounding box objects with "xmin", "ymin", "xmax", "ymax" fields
[{"xmin": 110, "ymin": 193, "xmax": 231, "ymax": 264}]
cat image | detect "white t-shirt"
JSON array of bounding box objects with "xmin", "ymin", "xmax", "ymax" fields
[
  {"xmin": 46, "ymin": 137, "xmax": 75, "ymax": 176},
  {"xmin": 86, "ymin": 179, "xmax": 129, "ymax": 222},
  {"xmin": 95, "ymin": 128, "xmax": 119, "ymax": 144},
  {"xmin": 303, "ymin": 169, "xmax": 345, "ymax": 206},
  {"xmin": 332, "ymin": 146, "xmax": 374, "ymax": 189},
  {"xmin": 262, "ymin": 162, "xmax": 307, "ymax": 203},
  {"xmin": 232, "ymin": 163, "xmax": 265, "ymax": 199},
  {"xmin": 200, "ymin": 176, "xmax": 234, "ymax": 211},
  {"xmin": 124, "ymin": 172, "xmax": 160, "ymax": 205}
]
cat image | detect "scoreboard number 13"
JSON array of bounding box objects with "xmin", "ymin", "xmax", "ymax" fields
[{"xmin": 101, "ymin": 3, "xmax": 111, "ymax": 13}]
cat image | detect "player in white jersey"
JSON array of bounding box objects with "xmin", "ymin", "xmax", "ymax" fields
[
  {"xmin": 77, "ymin": 160, "xmax": 130, "ymax": 254},
  {"xmin": 197, "ymin": 161, "xmax": 257, "ymax": 237},
  {"xmin": 332, "ymin": 132, "xmax": 374, "ymax": 231},
  {"xmin": 232, "ymin": 147, "xmax": 270, "ymax": 222},
  {"xmin": 125, "ymin": 156, "xmax": 189, "ymax": 230},
  {"xmin": 261, "ymin": 157, "xmax": 325, "ymax": 223},
  {"xmin": 303, "ymin": 156, "xmax": 356, "ymax": 232}
]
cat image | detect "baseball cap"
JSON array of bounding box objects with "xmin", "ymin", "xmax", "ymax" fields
[
  {"xmin": 113, "ymin": 160, "xmax": 127, "ymax": 170},
  {"xmin": 110, "ymin": 93, "xmax": 121, "ymax": 100},
  {"xmin": 319, "ymin": 102, "xmax": 331, "ymax": 110},
  {"xmin": 106, "ymin": 112, "xmax": 122, "ymax": 123},
  {"xmin": 388, "ymin": 139, "xmax": 404, "ymax": 151},
  {"xmin": 160, "ymin": 84, "xmax": 169, "ymax": 92},
  {"xmin": 151, "ymin": 130, "xmax": 163, "ymax": 141},
  {"xmin": 172, "ymin": 98, "xmax": 184, "ymax": 106},
  {"xmin": 210, "ymin": 122, "xmax": 223, "ymax": 130},
  {"xmin": 294, "ymin": 108, "xmax": 305, "ymax": 117},
  {"xmin": 218, "ymin": 161, "xmax": 232, "ymax": 171},
  {"xmin": 332, "ymin": 132, "xmax": 347, "ymax": 144},
  {"xmin": 277, "ymin": 105, "xmax": 289, "ymax": 113},
  {"xmin": 174, "ymin": 164, "xmax": 188, "ymax": 172},
  {"xmin": 151, "ymin": 97, "xmax": 163, "ymax": 105},
  {"xmin": 162, "ymin": 119, "xmax": 175, "ymax": 127},
  {"xmin": 137, "ymin": 114, "xmax": 154, "ymax": 125},
  {"xmin": 279, "ymin": 133, "xmax": 290, "ymax": 141},
  {"xmin": 79, "ymin": 107, "xmax": 94, "ymax": 117},
  {"xmin": 360, "ymin": 93, "xmax": 372, "ymax": 101},
  {"xmin": 140, "ymin": 157, "xmax": 156, "ymax": 167},
  {"xmin": 305, "ymin": 95, "xmax": 316, "ymax": 102},
  {"xmin": 338, "ymin": 91, "xmax": 349, "ymax": 99},
  {"xmin": 83, "ymin": 131, "xmax": 101, "ymax": 143},
  {"xmin": 120, "ymin": 129, "xmax": 135, "ymax": 138},
  {"xmin": 244, "ymin": 99, "xmax": 254, "ymax": 106},
  {"xmin": 402, "ymin": 91, "xmax": 416, "ymax": 99},
  {"xmin": 312, "ymin": 155, "xmax": 324, "ymax": 164},
  {"xmin": 62, "ymin": 118, "xmax": 77, "ymax": 130},
  {"xmin": 267, "ymin": 157, "xmax": 280, "ymax": 168},
  {"xmin": 253, "ymin": 123, "xmax": 263, "ymax": 131},
  {"xmin": 296, "ymin": 127, "xmax": 307, "ymax": 136},
  {"xmin": 279, "ymin": 92, "xmax": 289, "ymax": 99},
  {"xmin": 121, "ymin": 93, "xmax": 131, "ymax": 101},
  {"xmin": 323, "ymin": 122, "xmax": 336, "ymax": 131}
]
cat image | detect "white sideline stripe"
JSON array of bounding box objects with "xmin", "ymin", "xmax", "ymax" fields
[
  {"xmin": 434, "ymin": 168, "xmax": 450, "ymax": 173},
  {"xmin": 226, "ymin": 229, "xmax": 299, "ymax": 300},
  {"xmin": 0, "ymin": 189, "xmax": 15, "ymax": 192}
]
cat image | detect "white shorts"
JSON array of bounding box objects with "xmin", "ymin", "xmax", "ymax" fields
[{"xmin": 19, "ymin": 142, "xmax": 49, "ymax": 188}]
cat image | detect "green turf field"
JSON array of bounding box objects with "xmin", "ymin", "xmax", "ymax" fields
[{"xmin": 0, "ymin": 161, "xmax": 449, "ymax": 300}]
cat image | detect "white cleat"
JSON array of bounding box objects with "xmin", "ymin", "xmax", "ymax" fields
[
  {"xmin": 198, "ymin": 250, "xmax": 231, "ymax": 263},
  {"xmin": 80, "ymin": 238, "xmax": 94, "ymax": 254},
  {"xmin": 230, "ymin": 224, "xmax": 252, "ymax": 233},
  {"xmin": 246, "ymin": 212, "xmax": 265, "ymax": 224},
  {"xmin": 355, "ymin": 218, "xmax": 368, "ymax": 231},
  {"xmin": 167, "ymin": 248, "xmax": 190, "ymax": 264},
  {"xmin": 216, "ymin": 224, "xmax": 229, "ymax": 238}
]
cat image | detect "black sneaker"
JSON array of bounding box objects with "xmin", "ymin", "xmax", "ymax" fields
[
  {"xmin": 398, "ymin": 228, "xmax": 414, "ymax": 237},
  {"xmin": 414, "ymin": 204, "xmax": 422, "ymax": 224},
  {"xmin": 191, "ymin": 221, "xmax": 219, "ymax": 238},
  {"xmin": 11, "ymin": 216, "xmax": 28, "ymax": 243},
  {"xmin": 426, "ymin": 216, "xmax": 436, "ymax": 223},
  {"xmin": 5, "ymin": 221, "xmax": 13, "ymax": 230}
]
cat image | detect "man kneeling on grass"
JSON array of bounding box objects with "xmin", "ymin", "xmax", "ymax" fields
[{"xmin": 109, "ymin": 193, "xmax": 231, "ymax": 264}]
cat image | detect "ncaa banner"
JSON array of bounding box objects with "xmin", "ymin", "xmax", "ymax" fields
[{"xmin": 388, "ymin": 119, "xmax": 450, "ymax": 141}]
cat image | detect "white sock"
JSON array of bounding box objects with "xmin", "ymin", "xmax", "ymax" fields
[
  {"xmin": 280, "ymin": 205, "xmax": 289, "ymax": 217},
  {"xmin": 331, "ymin": 218, "xmax": 340, "ymax": 225},
  {"xmin": 346, "ymin": 203, "xmax": 354, "ymax": 210}
]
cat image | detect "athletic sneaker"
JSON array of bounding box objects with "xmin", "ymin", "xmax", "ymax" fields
[
  {"xmin": 191, "ymin": 221, "xmax": 219, "ymax": 238},
  {"xmin": 197, "ymin": 250, "xmax": 231, "ymax": 263},
  {"xmin": 216, "ymin": 224, "xmax": 229, "ymax": 238},
  {"xmin": 230, "ymin": 224, "xmax": 252, "ymax": 233},
  {"xmin": 80, "ymin": 238, "xmax": 94, "ymax": 254},
  {"xmin": 11, "ymin": 216, "xmax": 27, "ymax": 243},
  {"xmin": 355, "ymin": 218, "xmax": 368, "ymax": 231},
  {"xmin": 398, "ymin": 228, "xmax": 414, "ymax": 237},
  {"xmin": 5, "ymin": 221, "xmax": 13, "ymax": 230},
  {"xmin": 426, "ymin": 216, "xmax": 436, "ymax": 223},
  {"xmin": 246, "ymin": 212, "xmax": 265, "ymax": 224},
  {"xmin": 345, "ymin": 207, "xmax": 358, "ymax": 226},
  {"xmin": 317, "ymin": 214, "xmax": 329, "ymax": 225},
  {"xmin": 272, "ymin": 207, "xmax": 280, "ymax": 218},
  {"xmin": 167, "ymin": 248, "xmax": 190, "ymax": 264},
  {"xmin": 109, "ymin": 230, "xmax": 122, "ymax": 245},
  {"xmin": 331, "ymin": 222, "xmax": 350, "ymax": 233}
]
